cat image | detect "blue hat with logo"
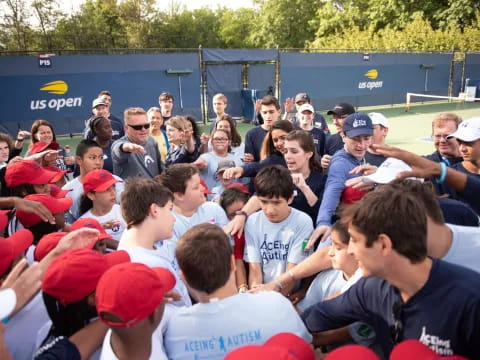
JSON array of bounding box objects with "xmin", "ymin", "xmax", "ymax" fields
[{"xmin": 342, "ymin": 113, "xmax": 373, "ymax": 138}]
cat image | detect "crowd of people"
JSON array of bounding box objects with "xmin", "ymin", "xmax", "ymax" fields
[{"xmin": 0, "ymin": 89, "xmax": 479, "ymax": 360}]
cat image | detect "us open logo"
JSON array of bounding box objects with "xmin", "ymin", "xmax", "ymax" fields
[
  {"xmin": 358, "ymin": 69, "xmax": 383, "ymax": 90},
  {"xmin": 30, "ymin": 80, "xmax": 83, "ymax": 111}
]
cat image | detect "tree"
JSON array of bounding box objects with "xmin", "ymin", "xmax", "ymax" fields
[{"xmin": 218, "ymin": 8, "xmax": 257, "ymax": 48}]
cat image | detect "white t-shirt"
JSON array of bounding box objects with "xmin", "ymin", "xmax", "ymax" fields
[
  {"xmin": 244, "ymin": 208, "xmax": 313, "ymax": 283},
  {"xmin": 443, "ymin": 223, "xmax": 480, "ymax": 273},
  {"xmin": 199, "ymin": 152, "xmax": 242, "ymax": 192},
  {"xmin": 164, "ymin": 291, "xmax": 312, "ymax": 360},
  {"xmin": 80, "ymin": 204, "xmax": 126, "ymax": 241},
  {"xmin": 117, "ymin": 244, "xmax": 192, "ymax": 307},
  {"xmin": 5, "ymin": 293, "xmax": 50, "ymax": 360},
  {"xmin": 297, "ymin": 269, "xmax": 347, "ymax": 312},
  {"xmin": 100, "ymin": 304, "xmax": 177, "ymax": 360},
  {"xmin": 63, "ymin": 175, "xmax": 124, "ymax": 224}
]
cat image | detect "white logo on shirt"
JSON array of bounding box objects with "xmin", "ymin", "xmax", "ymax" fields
[
  {"xmin": 419, "ymin": 326, "xmax": 453, "ymax": 355},
  {"xmin": 144, "ymin": 155, "xmax": 154, "ymax": 166}
]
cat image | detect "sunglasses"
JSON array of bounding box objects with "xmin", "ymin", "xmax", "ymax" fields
[
  {"xmin": 127, "ymin": 123, "xmax": 150, "ymax": 131},
  {"xmin": 389, "ymin": 302, "xmax": 403, "ymax": 344}
]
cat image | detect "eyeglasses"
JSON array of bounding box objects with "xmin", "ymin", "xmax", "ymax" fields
[
  {"xmin": 127, "ymin": 123, "xmax": 150, "ymax": 131},
  {"xmin": 212, "ymin": 138, "xmax": 229, "ymax": 142},
  {"xmin": 389, "ymin": 302, "xmax": 403, "ymax": 344}
]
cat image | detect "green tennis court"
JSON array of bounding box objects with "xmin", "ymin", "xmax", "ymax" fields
[{"xmin": 55, "ymin": 101, "xmax": 480, "ymax": 156}]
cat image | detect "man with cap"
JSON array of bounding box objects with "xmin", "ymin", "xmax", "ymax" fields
[
  {"xmin": 364, "ymin": 112, "xmax": 389, "ymax": 167},
  {"xmin": 309, "ymin": 112, "xmax": 373, "ymax": 246},
  {"xmin": 96, "ymin": 262, "xmax": 176, "ymax": 360},
  {"xmin": 111, "ymin": 107, "xmax": 163, "ymax": 179},
  {"xmin": 321, "ymin": 102, "xmax": 356, "ymax": 169},
  {"xmin": 84, "ymin": 98, "xmax": 124, "ymax": 141},
  {"xmin": 448, "ymin": 117, "xmax": 480, "ymax": 178},
  {"xmin": 283, "ymin": 93, "xmax": 330, "ymax": 135}
]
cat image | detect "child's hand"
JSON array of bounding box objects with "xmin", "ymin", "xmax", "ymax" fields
[
  {"xmin": 291, "ymin": 173, "xmax": 307, "ymax": 190},
  {"xmin": 102, "ymin": 220, "xmax": 121, "ymax": 230}
]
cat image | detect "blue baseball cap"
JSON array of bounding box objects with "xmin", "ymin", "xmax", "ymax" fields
[{"xmin": 342, "ymin": 113, "xmax": 373, "ymax": 138}]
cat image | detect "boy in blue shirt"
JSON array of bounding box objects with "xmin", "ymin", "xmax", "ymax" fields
[
  {"xmin": 244, "ymin": 165, "xmax": 313, "ymax": 290},
  {"xmin": 302, "ymin": 184, "xmax": 480, "ymax": 359}
]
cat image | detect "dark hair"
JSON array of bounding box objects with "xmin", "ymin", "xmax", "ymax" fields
[
  {"xmin": 29, "ymin": 221, "xmax": 59, "ymax": 245},
  {"xmin": 89, "ymin": 116, "xmax": 109, "ymax": 137},
  {"xmin": 261, "ymin": 95, "xmax": 280, "ymax": 110},
  {"xmin": 331, "ymin": 221, "xmax": 349, "ymax": 245},
  {"xmin": 43, "ymin": 292, "xmax": 97, "ymax": 337},
  {"xmin": 157, "ymin": 164, "xmax": 199, "ymax": 195},
  {"xmin": 75, "ymin": 139, "xmax": 101, "ymax": 157},
  {"xmin": 343, "ymin": 185, "xmax": 427, "ymax": 264},
  {"xmin": 220, "ymin": 188, "xmax": 249, "ymax": 212},
  {"xmin": 0, "ymin": 133, "xmax": 13, "ymax": 153},
  {"xmin": 215, "ymin": 115, "xmax": 242, "ymax": 147},
  {"xmin": 79, "ymin": 194, "xmax": 93, "ymax": 216},
  {"xmin": 121, "ymin": 177, "xmax": 173, "ymax": 228},
  {"xmin": 30, "ymin": 119, "xmax": 56, "ymax": 144},
  {"xmin": 255, "ymin": 165, "xmax": 294, "ymax": 200},
  {"xmin": 260, "ymin": 120, "xmax": 293, "ymax": 160},
  {"xmin": 185, "ymin": 115, "xmax": 200, "ymax": 140},
  {"xmin": 12, "ymin": 183, "xmax": 36, "ymax": 197},
  {"xmin": 384, "ymin": 180, "xmax": 445, "ymax": 224},
  {"xmin": 159, "ymin": 92, "xmax": 174, "ymax": 102},
  {"xmin": 286, "ymin": 130, "xmax": 322, "ymax": 172},
  {"xmin": 176, "ymin": 223, "xmax": 232, "ymax": 294}
]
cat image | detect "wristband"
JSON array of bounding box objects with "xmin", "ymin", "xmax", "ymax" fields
[
  {"xmin": 274, "ymin": 277, "xmax": 283, "ymax": 291},
  {"xmin": 234, "ymin": 210, "xmax": 248, "ymax": 218},
  {"xmin": 435, "ymin": 162, "xmax": 447, "ymax": 184}
]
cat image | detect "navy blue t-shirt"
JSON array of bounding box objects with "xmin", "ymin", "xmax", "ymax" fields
[
  {"xmin": 34, "ymin": 336, "xmax": 80, "ymax": 360},
  {"xmin": 307, "ymin": 128, "xmax": 326, "ymax": 157},
  {"xmin": 324, "ymin": 133, "xmax": 344, "ymax": 156},
  {"xmin": 291, "ymin": 170, "xmax": 325, "ymax": 226},
  {"xmin": 437, "ymin": 197, "xmax": 479, "ymax": 227},
  {"xmin": 424, "ymin": 151, "xmax": 463, "ymax": 166},
  {"xmin": 244, "ymin": 126, "xmax": 268, "ymax": 162},
  {"xmin": 365, "ymin": 151, "xmax": 387, "ymax": 167},
  {"xmin": 451, "ymin": 162, "xmax": 480, "ymax": 179},
  {"xmin": 302, "ymin": 258, "xmax": 480, "ymax": 358}
]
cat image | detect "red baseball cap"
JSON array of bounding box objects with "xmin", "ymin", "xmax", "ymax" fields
[
  {"xmin": 43, "ymin": 166, "xmax": 68, "ymax": 183},
  {"xmin": 49, "ymin": 184, "xmax": 71, "ymax": 199},
  {"xmin": 16, "ymin": 194, "xmax": 73, "ymax": 228},
  {"xmin": 70, "ymin": 218, "xmax": 112, "ymax": 240},
  {"xmin": 0, "ymin": 229, "xmax": 34, "ymax": 277},
  {"xmin": 30, "ymin": 141, "xmax": 60, "ymax": 155},
  {"xmin": 0, "ymin": 210, "xmax": 10, "ymax": 231},
  {"xmin": 82, "ymin": 169, "xmax": 121, "ymax": 194},
  {"xmin": 5, "ymin": 160, "xmax": 60, "ymax": 187},
  {"xmin": 200, "ymin": 178, "xmax": 212, "ymax": 195},
  {"xmin": 96, "ymin": 262, "xmax": 176, "ymax": 328},
  {"xmin": 226, "ymin": 182, "xmax": 250, "ymax": 194},
  {"xmin": 34, "ymin": 231, "xmax": 97, "ymax": 262},
  {"xmin": 341, "ymin": 186, "xmax": 370, "ymax": 205},
  {"xmin": 325, "ymin": 345, "xmax": 380, "ymax": 360},
  {"xmin": 42, "ymin": 248, "xmax": 130, "ymax": 305},
  {"xmin": 390, "ymin": 340, "xmax": 467, "ymax": 360},
  {"xmin": 225, "ymin": 346, "xmax": 298, "ymax": 360}
]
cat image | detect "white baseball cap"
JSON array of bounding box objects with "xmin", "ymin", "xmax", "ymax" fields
[
  {"xmin": 364, "ymin": 158, "xmax": 422, "ymax": 184},
  {"xmin": 0, "ymin": 288, "xmax": 16, "ymax": 320},
  {"xmin": 298, "ymin": 103, "xmax": 314, "ymax": 114},
  {"xmin": 447, "ymin": 117, "xmax": 480, "ymax": 142},
  {"xmin": 368, "ymin": 112, "xmax": 389, "ymax": 128}
]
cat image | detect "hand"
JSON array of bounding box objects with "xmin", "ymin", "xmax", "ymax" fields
[
  {"xmin": 284, "ymin": 97, "xmax": 295, "ymax": 113},
  {"xmin": 16, "ymin": 130, "xmax": 30, "ymax": 141},
  {"xmin": 102, "ymin": 220, "xmax": 121, "ymax": 230},
  {"xmin": 289, "ymin": 288, "xmax": 307, "ymax": 305},
  {"xmin": 291, "ymin": 173, "xmax": 307, "ymax": 190},
  {"xmin": 254, "ymin": 99, "xmax": 262, "ymax": 113},
  {"xmin": 122, "ymin": 143, "xmax": 146, "ymax": 154},
  {"xmin": 306, "ymin": 225, "xmax": 331, "ymax": 250},
  {"xmin": 243, "ymin": 153, "xmax": 254, "ymax": 164},
  {"xmin": 223, "ymin": 167, "xmax": 244, "ymax": 180},
  {"xmin": 1, "ymin": 259, "xmax": 42, "ymax": 314},
  {"xmin": 200, "ymin": 133, "xmax": 210, "ymax": 145},
  {"xmin": 53, "ymin": 228, "xmax": 101, "ymax": 255},
  {"xmin": 344, "ymin": 176, "xmax": 375, "ymax": 191},
  {"xmin": 223, "ymin": 214, "xmax": 247, "ymax": 237},
  {"xmin": 7, "ymin": 156, "xmax": 22, "ymax": 166},
  {"xmin": 320, "ymin": 154, "xmax": 331, "ymax": 169},
  {"xmin": 164, "ymin": 290, "xmax": 181, "ymax": 303},
  {"xmin": 349, "ymin": 163, "xmax": 377, "ymax": 176},
  {"xmin": 372, "ymin": 144, "xmax": 440, "ymax": 179},
  {"xmin": 192, "ymin": 159, "xmax": 207, "ymax": 170},
  {"xmin": 248, "ymin": 281, "xmax": 279, "ymax": 294},
  {"xmin": 63, "ymin": 156, "xmax": 75, "ymax": 166},
  {"xmin": 12, "ymin": 197, "xmax": 55, "ymax": 224},
  {"xmin": 24, "ymin": 149, "xmax": 60, "ymax": 163}
]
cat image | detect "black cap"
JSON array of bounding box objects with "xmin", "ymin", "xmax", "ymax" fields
[
  {"xmin": 294, "ymin": 93, "xmax": 310, "ymax": 103},
  {"xmin": 327, "ymin": 102, "xmax": 355, "ymax": 116}
]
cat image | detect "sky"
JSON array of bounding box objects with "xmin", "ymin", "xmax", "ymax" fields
[{"xmin": 60, "ymin": 0, "xmax": 256, "ymax": 13}]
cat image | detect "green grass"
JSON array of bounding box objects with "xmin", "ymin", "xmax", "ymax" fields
[{"xmin": 57, "ymin": 101, "xmax": 480, "ymax": 156}]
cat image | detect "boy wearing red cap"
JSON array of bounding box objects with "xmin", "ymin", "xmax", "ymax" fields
[
  {"xmin": 164, "ymin": 223, "xmax": 311, "ymax": 360},
  {"xmin": 118, "ymin": 177, "xmax": 191, "ymax": 307},
  {"xmin": 96, "ymin": 263, "xmax": 176, "ymax": 360}
]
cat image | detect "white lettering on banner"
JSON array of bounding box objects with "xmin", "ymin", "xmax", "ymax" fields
[
  {"xmin": 30, "ymin": 97, "xmax": 82, "ymax": 111},
  {"xmin": 358, "ymin": 81, "xmax": 383, "ymax": 90},
  {"xmin": 419, "ymin": 326, "xmax": 453, "ymax": 355}
]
